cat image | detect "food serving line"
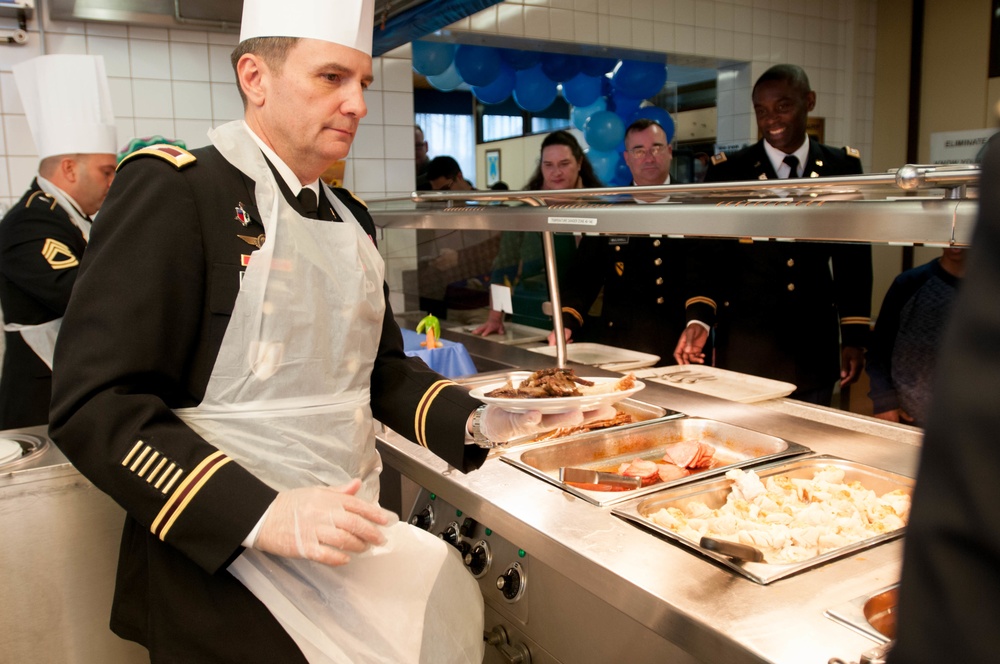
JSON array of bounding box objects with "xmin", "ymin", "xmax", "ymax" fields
[{"xmin": 377, "ymin": 333, "xmax": 919, "ymax": 664}]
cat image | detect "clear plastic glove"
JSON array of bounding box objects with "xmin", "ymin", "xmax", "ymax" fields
[
  {"xmin": 479, "ymin": 403, "xmax": 618, "ymax": 442},
  {"xmin": 253, "ymin": 479, "xmax": 392, "ymax": 567}
]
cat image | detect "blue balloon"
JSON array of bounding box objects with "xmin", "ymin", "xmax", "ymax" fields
[
  {"xmin": 472, "ymin": 62, "xmax": 516, "ymax": 104},
  {"xmin": 571, "ymin": 97, "xmax": 607, "ymax": 131},
  {"xmin": 455, "ymin": 45, "xmax": 502, "ymax": 87},
  {"xmin": 585, "ymin": 148, "xmax": 618, "ymax": 183},
  {"xmin": 426, "ymin": 62, "xmax": 464, "ymax": 91},
  {"xmin": 512, "ymin": 65, "xmax": 558, "ymax": 112},
  {"xmin": 610, "ymin": 90, "xmax": 643, "ymax": 117},
  {"xmin": 629, "ymin": 105, "xmax": 676, "ymax": 143},
  {"xmin": 584, "ymin": 110, "xmax": 625, "ymax": 152},
  {"xmin": 561, "ymin": 72, "xmax": 602, "ymax": 108},
  {"xmin": 540, "ymin": 53, "xmax": 582, "ymax": 83},
  {"xmin": 500, "ymin": 48, "xmax": 541, "ymax": 70},
  {"xmin": 611, "ymin": 59, "xmax": 667, "ymax": 99},
  {"xmin": 612, "ymin": 157, "xmax": 633, "ymax": 186},
  {"xmin": 412, "ymin": 41, "xmax": 456, "ymax": 77},
  {"xmin": 580, "ymin": 56, "xmax": 619, "ymax": 77}
]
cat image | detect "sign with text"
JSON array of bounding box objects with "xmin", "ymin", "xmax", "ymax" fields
[{"xmin": 929, "ymin": 128, "xmax": 997, "ymax": 164}]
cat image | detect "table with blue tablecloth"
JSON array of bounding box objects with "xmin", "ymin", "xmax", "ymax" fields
[{"xmin": 400, "ymin": 328, "xmax": 478, "ymax": 378}]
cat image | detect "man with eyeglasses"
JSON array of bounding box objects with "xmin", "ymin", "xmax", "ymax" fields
[
  {"xmin": 424, "ymin": 155, "xmax": 474, "ymax": 192},
  {"xmin": 547, "ymin": 118, "xmax": 689, "ymax": 366}
]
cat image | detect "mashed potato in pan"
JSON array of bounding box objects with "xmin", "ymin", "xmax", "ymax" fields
[{"xmin": 648, "ymin": 466, "xmax": 911, "ymax": 564}]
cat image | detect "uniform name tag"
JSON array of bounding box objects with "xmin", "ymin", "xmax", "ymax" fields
[{"xmin": 608, "ymin": 237, "xmax": 629, "ymax": 245}]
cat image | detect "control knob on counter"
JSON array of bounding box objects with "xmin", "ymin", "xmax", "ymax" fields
[
  {"xmin": 496, "ymin": 561, "xmax": 526, "ymax": 602},
  {"xmin": 409, "ymin": 503, "xmax": 435, "ymax": 530},
  {"xmin": 438, "ymin": 522, "xmax": 471, "ymax": 556},
  {"xmin": 464, "ymin": 539, "xmax": 491, "ymax": 578}
]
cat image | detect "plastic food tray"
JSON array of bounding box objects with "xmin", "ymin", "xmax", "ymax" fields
[
  {"xmin": 632, "ymin": 365, "xmax": 796, "ymax": 403},
  {"xmin": 527, "ymin": 343, "xmax": 660, "ymax": 370}
]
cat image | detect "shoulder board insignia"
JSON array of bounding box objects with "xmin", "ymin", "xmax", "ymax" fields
[
  {"xmin": 345, "ymin": 188, "xmax": 367, "ymax": 209},
  {"xmin": 26, "ymin": 190, "xmax": 57, "ymax": 211},
  {"xmin": 845, "ymin": 146, "xmax": 861, "ymax": 159},
  {"xmin": 117, "ymin": 144, "xmax": 197, "ymax": 172},
  {"xmin": 710, "ymin": 152, "xmax": 727, "ymax": 166}
]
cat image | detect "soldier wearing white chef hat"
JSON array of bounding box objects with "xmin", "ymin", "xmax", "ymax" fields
[
  {"xmin": 49, "ymin": 0, "xmax": 605, "ymax": 661},
  {"xmin": 0, "ymin": 54, "xmax": 117, "ymax": 430}
]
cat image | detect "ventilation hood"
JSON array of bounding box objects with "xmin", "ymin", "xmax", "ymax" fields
[{"xmin": 46, "ymin": 0, "xmax": 502, "ymax": 56}]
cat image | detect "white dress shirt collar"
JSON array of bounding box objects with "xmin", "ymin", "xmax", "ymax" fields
[
  {"xmin": 242, "ymin": 121, "xmax": 320, "ymax": 197},
  {"xmin": 763, "ymin": 137, "xmax": 810, "ymax": 178}
]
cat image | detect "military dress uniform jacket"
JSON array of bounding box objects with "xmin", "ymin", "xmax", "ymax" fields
[
  {"xmin": 688, "ymin": 139, "xmax": 872, "ymax": 394},
  {"xmin": 558, "ymin": 233, "xmax": 689, "ymax": 364},
  {"xmin": 47, "ymin": 145, "xmax": 488, "ymax": 663},
  {"xmin": 0, "ymin": 180, "xmax": 87, "ymax": 429}
]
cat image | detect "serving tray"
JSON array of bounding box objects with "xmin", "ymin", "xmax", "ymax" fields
[
  {"xmin": 502, "ymin": 417, "xmax": 810, "ymax": 506},
  {"xmin": 611, "ymin": 455, "xmax": 914, "ymax": 584}
]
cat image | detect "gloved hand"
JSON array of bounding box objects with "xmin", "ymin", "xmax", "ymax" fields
[
  {"xmin": 253, "ymin": 479, "xmax": 392, "ymax": 567},
  {"xmin": 479, "ymin": 403, "xmax": 618, "ymax": 442}
]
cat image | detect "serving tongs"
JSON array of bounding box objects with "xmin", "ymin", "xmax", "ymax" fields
[
  {"xmin": 699, "ymin": 536, "xmax": 765, "ymax": 563},
  {"xmin": 559, "ymin": 467, "xmax": 642, "ymax": 490}
]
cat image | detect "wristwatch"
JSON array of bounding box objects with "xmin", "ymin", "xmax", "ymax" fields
[{"xmin": 467, "ymin": 404, "xmax": 497, "ymax": 449}]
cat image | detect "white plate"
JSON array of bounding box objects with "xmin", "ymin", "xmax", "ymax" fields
[
  {"xmin": 469, "ymin": 376, "xmax": 645, "ymax": 414},
  {"xmin": 0, "ymin": 438, "xmax": 23, "ymax": 465},
  {"xmin": 527, "ymin": 343, "xmax": 660, "ymax": 370}
]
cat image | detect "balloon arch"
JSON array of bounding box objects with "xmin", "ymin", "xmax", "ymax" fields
[{"xmin": 412, "ymin": 42, "xmax": 675, "ymax": 186}]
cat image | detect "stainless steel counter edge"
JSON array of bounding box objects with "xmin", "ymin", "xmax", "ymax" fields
[{"xmin": 376, "ymin": 360, "xmax": 920, "ymax": 663}]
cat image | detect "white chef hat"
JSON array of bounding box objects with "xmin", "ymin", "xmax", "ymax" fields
[
  {"xmin": 12, "ymin": 54, "xmax": 117, "ymax": 160},
  {"xmin": 240, "ymin": 0, "xmax": 375, "ymax": 56}
]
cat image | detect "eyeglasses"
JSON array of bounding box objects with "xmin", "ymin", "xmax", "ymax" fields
[{"xmin": 626, "ymin": 144, "xmax": 667, "ymax": 159}]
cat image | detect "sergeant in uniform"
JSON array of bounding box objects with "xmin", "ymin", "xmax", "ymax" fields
[
  {"xmin": 48, "ymin": 1, "xmax": 598, "ymax": 661},
  {"xmin": 549, "ymin": 118, "xmax": 690, "ymax": 364},
  {"xmin": 0, "ymin": 54, "xmax": 117, "ymax": 429},
  {"xmin": 675, "ymin": 64, "xmax": 872, "ymax": 405}
]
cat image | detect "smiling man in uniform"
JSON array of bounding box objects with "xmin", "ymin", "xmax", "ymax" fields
[{"xmin": 675, "ymin": 64, "xmax": 872, "ymax": 406}]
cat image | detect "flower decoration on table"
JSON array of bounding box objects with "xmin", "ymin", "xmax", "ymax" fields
[{"xmin": 415, "ymin": 314, "xmax": 443, "ymax": 349}]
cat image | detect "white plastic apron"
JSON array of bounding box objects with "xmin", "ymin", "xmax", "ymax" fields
[
  {"xmin": 174, "ymin": 121, "xmax": 483, "ymax": 664},
  {"xmin": 4, "ymin": 317, "xmax": 61, "ymax": 370}
]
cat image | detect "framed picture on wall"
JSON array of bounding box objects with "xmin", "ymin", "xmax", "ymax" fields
[{"xmin": 486, "ymin": 149, "xmax": 501, "ymax": 187}]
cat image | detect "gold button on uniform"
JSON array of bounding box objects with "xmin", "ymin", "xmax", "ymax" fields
[
  {"xmin": 787, "ymin": 258, "xmax": 794, "ymax": 267},
  {"xmin": 787, "ymin": 283, "xmax": 795, "ymax": 291},
  {"xmin": 656, "ymin": 297, "xmax": 664, "ymax": 304},
  {"xmin": 614, "ymin": 245, "xmax": 621, "ymax": 252},
  {"xmin": 654, "ymin": 258, "xmax": 662, "ymax": 266},
  {"xmin": 655, "ymin": 277, "xmax": 664, "ymax": 285},
  {"xmin": 653, "ymin": 239, "xmax": 661, "ymax": 247}
]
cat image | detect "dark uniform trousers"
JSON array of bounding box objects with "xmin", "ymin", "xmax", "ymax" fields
[
  {"xmin": 690, "ymin": 139, "xmax": 872, "ymax": 402},
  {"xmin": 0, "ymin": 180, "xmax": 87, "ymax": 429},
  {"xmin": 48, "ymin": 144, "xmax": 487, "ymax": 662}
]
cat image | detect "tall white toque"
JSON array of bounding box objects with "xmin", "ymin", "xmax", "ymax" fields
[
  {"xmin": 239, "ymin": 0, "xmax": 375, "ymax": 56},
  {"xmin": 13, "ymin": 54, "xmax": 117, "ymax": 160}
]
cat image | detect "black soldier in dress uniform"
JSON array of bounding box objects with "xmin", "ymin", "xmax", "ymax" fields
[
  {"xmin": 551, "ymin": 119, "xmax": 690, "ymax": 364},
  {"xmin": 0, "ymin": 54, "xmax": 117, "ymax": 429},
  {"xmin": 675, "ymin": 64, "xmax": 872, "ymax": 405}
]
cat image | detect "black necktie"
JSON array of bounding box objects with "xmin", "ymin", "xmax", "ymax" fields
[
  {"xmin": 783, "ymin": 155, "xmax": 800, "ymax": 178},
  {"xmin": 297, "ymin": 188, "xmax": 319, "ymax": 218}
]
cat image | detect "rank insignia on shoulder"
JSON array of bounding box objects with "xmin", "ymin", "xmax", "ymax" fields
[
  {"xmin": 344, "ymin": 188, "xmax": 367, "ymax": 209},
  {"xmin": 117, "ymin": 144, "xmax": 197, "ymax": 171},
  {"xmin": 846, "ymin": 146, "xmax": 861, "ymax": 159},
  {"xmin": 710, "ymin": 152, "xmax": 727, "ymax": 166},
  {"xmin": 41, "ymin": 238, "xmax": 79, "ymax": 269}
]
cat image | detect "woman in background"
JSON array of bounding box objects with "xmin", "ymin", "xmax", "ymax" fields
[{"xmin": 472, "ymin": 130, "xmax": 602, "ymax": 336}]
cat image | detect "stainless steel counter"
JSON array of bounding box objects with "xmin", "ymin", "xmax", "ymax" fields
[{"xmin": 377, "ymin": 334, "xmax": 921, "ymax": 663}]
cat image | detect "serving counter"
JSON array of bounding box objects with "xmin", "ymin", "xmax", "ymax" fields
[{"xmin": 376, "ymin": 335, "xmax": 921, "ymax": 664}]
